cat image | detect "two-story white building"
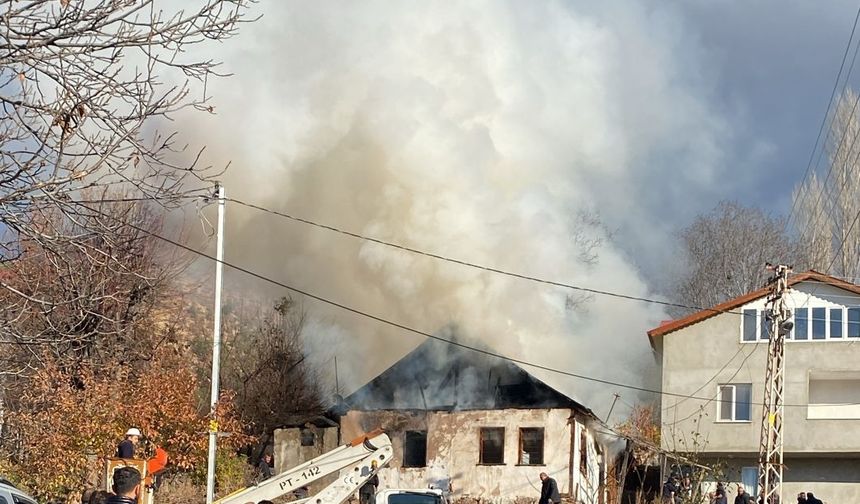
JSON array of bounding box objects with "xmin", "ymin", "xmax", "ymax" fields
[{"xmin": 648, "ymin": 271, "xmax": 860, "ymax": 503}]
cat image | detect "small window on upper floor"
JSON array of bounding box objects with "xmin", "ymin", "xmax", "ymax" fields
[
  {"xmin": 760, "ymin": 311, "xmax": 771, "ymax": 340},
  {"xmin": 849, "ymin": 307, "xmax": 860, "ymax": 338},
  {"xmin": 718, "ymin": 383, "xmax": 752, "ymax": 422},
  {"xmin": 812, "ymin": 307, "xmax": 826, "ymax": 340},
  {"xmin": 830, "ymin": 308, "xmax": 843, "ymax": 338},
  {"xmin": 742, "ymin": 309, "xmax": 757, "ymax": 342},
  {"xmin": 794, "ymin": 308, "xmax": 809, "ymax": 340}
]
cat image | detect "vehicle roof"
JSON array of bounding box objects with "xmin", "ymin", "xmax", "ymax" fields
[
  {"xmin": 377, "ymin": 489, "xmax": 444, "ymax": 495},
  {"xmin": 0, "ymin": 482, "xmax": 38, "ymax": 502}
]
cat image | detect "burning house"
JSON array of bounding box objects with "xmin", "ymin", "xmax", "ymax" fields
[{"xmin": 338, "ymin": 338, "xmax": 609, "ymax": 504}]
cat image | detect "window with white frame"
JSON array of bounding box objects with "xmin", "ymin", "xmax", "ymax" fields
[
  {"xmin": 742, "ymin": 309, "xmax": 757, "ymax": 342},
  {"xmin": 741, "ymin": 306, "xmax": 860, "ymax": 341},
  {"xmin": 718, "ymin": 384, "xmax": 752, "ymax": 422}
]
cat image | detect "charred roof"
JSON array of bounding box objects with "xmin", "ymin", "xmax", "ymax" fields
[{"xmin": 344, "ymin": 337, "xmax": 591, "ymax": 414}]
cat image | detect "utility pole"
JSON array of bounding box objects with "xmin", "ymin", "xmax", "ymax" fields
[
  {"xmin": 206, "ymin": 183, "xmax": 226, "ymax": 504},
  {"xmin": 605, "ymin": 393, "xmax": 621, "ymax": 423},
  {"xmin": 757, "ymin": 263, "xmax": 792, "ymax": 504}
]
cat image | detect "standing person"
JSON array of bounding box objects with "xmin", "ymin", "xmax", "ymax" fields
[
  {"xmin": 713, "ymin": 483, "xmax": 728, "ymax": 504},
  {"xmin": 538, "ymin": 473, "xmax": 561, "ymax": 504},
  {"xmin": 89, "ymin": 491, "xmax": 111, "ymax": 504},
  {"xmin": 106, "ymin": 467, "xmax": 142, "ymax": 504},
  {"xmin": 796, "ymin": 492, "xmax": 807, "ymax": 503},
  {"xmin": 735, "ymin": 484, "xmax": 751, "ymax": 504},
  {"xmin": 662, "ymin": 476, "xmax": 678, "ymax": 504},
  {"xmin": 117, "ymin": 428, "xmax": 141, "ymax": 459},
  {"xmin": 804, "ymin": 493, "xmax": 822, "ymax": 504},
  {"xmin": 757, "ymin": 491, "xmax": 780, "ymax": 504},
  {"xmin": 257, "ymin": 452, "xmax": 274, "ymax": 481},
  {"xmin": 359, "ymin": 460, "xmax": 379, "ymax": 504},
  {"xmin": 680, "ymin": 475, "xmax": 693, "ymax": 503}
]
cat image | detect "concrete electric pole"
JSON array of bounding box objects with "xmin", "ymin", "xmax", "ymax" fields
[
  {"xmin": 206, "ymin": 183, "xmax": 226, "ymax": 504},
  {"xmin": 756, "ymin": 263, "xmax": 792, "ymax": 504}
]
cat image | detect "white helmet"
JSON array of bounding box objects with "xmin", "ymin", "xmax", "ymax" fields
[{"xmin": 125, "ymin": 428, "xmax": 142, "ymax": 437}]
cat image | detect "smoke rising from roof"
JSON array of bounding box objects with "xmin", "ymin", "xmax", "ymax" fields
[{"xmin": 185, "ymin": 0, "xmax": 730, "ymax": 414}]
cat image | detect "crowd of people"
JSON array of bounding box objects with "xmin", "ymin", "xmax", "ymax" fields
[{"xmin": 662, "ymin": 475, "xmax": 828, "ymax": 504}]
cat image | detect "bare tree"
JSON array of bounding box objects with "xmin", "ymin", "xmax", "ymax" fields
[
  {"xmin": 793, "ymin": 87, "xmax": 860, "ymax": 278},
  {"xmin": 219, "ymin": 296, "xmax": 326, "ymax": 436},
  {"xmin": 793, "ymin": 172, "xmax": 832, "ymax": 272},
  {"xmin": 669, "ymin": 201, "xmax": 800, "ymax": 317},
  {"xmin": 0, "ymin": 194, "xmax": 189, "ymax": 376},
  {"xmin": 0, "ymin": 0, "xmax": 252, "ymax": 331}
]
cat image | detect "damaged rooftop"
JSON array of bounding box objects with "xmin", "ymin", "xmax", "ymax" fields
[{"xmin": 344, "ymin": 337, "xmax": 594, "ymax": 415}]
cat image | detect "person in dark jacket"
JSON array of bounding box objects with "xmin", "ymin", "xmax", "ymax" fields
[
  {"xmin": 713, "ymin": 482, "xmax": 728, "ymax": 504},
  {"xmin": 734, "ymin": 484, "xmax": 751, "ymax": 504},
  {"xmin": 359, "ymin": 460, "xmax": 379, "ymax": 504},
  {"xmin": 257, "ymin": 452, "xmax": 274, "ymax": 481},
  {"xmin": 106, "ymin": 467, "xmax": 141, "ymax": 504},
  {"xmin": 804, "ymin": 493, "xmax": 822, "ymax": 504},
  {"xmin": 88, "ymin": 490, "xmax": 111, "ymax": 504},
  {"xmin": 116, "ymin": 428, "xmax": 141, "ymax": 459},
  {"xmin": 539, "ymin": 472, "xmax": 561, "ymax": 504},
  {"xmin": 662, "ymin": 476, "xmax": 678, "ymax": 503}
]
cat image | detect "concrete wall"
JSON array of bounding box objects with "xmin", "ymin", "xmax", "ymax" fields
[
  {"xmin": 341, "ymin": 408, "xmax": 605, "ymax": 504},
  {"xmin": 699, "ymin": 456, "xmax": 860, "ymax": 504},
  {"xmin": 273, "ymin": 426, "xmax": 339, "ymax": 494},
  {"xmin": 659, "ymin": 282, "xmax": 860, "ymax": 455}
]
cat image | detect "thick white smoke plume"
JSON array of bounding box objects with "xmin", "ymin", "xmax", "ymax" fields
[{"xmin": 186, "ymin": 0, "xmax": 729, "ymax": 414}]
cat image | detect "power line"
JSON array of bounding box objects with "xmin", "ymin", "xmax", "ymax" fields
[
  {"xmin": 77, "ymin": 200, "xmax": 851, "ymax": 409},
  {"xmin": 225, "ymin": 196, "xmax": 748, "ymax": 317},
  {"xmin": 663, "ymin": 341, "xmax": 760, "ymax": 427},
  {"xmin": 660, "ymin": 344, "xmax": 747, "ymax": 413},
  {"xmin": 787, "ymin": 3, "xmax": 860, "ymax": 232}
]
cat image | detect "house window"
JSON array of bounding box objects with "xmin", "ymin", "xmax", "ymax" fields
[
  {"xmin": 300, "ymin": 428, "xmax": 315, "ymax": 447},
  {"xmin": 403, "ymin": 430, "xmax": 427, "ymax": 468},
  {"xmin": 518, "ymin": 428, "xmax": 544, "ymax": 465},
  {"xmin": 812, "ymin": 307, "xmax": 826, "ymax": 340},
  {"xmin": 742, "ymin": 309, "xmax": 757, "ymax": 341},
  {"xmin": 741, "ymin": 467, "xmax": 759, "ymax": 497},
  {"xmin": 849, "ymin": 308, "xmax": 860, "ymax": 338},
  {"xmin": 479, "ymin": 427, "xmax": 505, "ymax": 465},
  {"xmin": 794, "ymin": 308, "xmax": 808, "ymax": 340},
  {"xmin": 808, "ymin": 375, "xmax": 860, "ymax": 419},
  {"xmin": 830, "ymin": 308, "xmax": 843, "ymax": 338},
  {"xmin": 718, "ymin": 384, "xmax": 752, "ymax": 422},
  {"xmin": 760, "ymin": 311, "xmax": 770, "ymax": 340},
  {"xmin": 579, "ymin": 428, "xmax": 587, "ymax": 475}
]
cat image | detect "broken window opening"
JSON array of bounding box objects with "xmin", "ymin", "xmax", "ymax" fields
[
  {"xmin": 479, "ymin": 427, "xmax": 505, "ymax": 465},
  {"xmin": 403, "ymin": 430, "xmax": 428, "ymax": 468},
  {"xmin": 579, "ymin": 428, "xmax": 587, "ymax": 476},
  {"xmin": 300, "ymin": 428, "xmax": 315, "ymax": 447},
  {"xmin": 518, "ymin": 427, "xmax": 544, "ymax": 465}
]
